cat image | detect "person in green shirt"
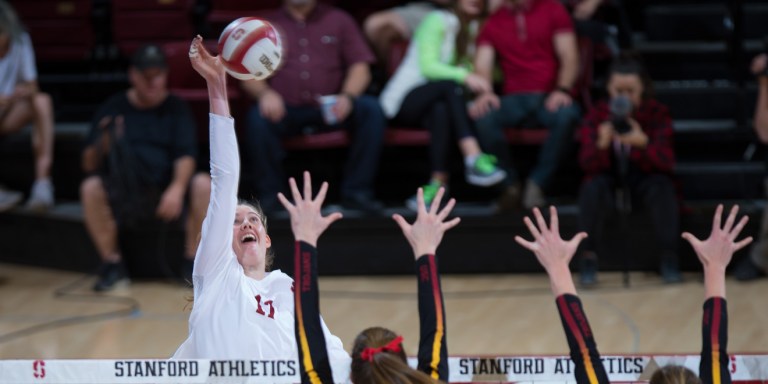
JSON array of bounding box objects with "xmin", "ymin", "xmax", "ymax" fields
[{"xmin": 379, "ymin": 0, "xmax": 505, "ymax": 211}]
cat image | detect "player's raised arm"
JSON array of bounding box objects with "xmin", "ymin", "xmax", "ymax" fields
[
  {"xmin": 392, "ymin": 187, "xmax": 459, "ymax": 381},
  {"xmin": 281, "ymin": 172, "xmax": 342, "ymax": 384},
  {"xmin": 682, "ymin": 205, "xmax": 752, "ymax": 384},
  {"xmin": 515, "ymin": 206, "xmax": 609, "ymax": 384},
  {"xmin": 188, "ymin": 36, "xmax": 239, "ymax": 280}
]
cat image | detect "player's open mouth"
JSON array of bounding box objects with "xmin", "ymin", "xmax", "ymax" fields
[{"xmin": 241, "ymin": 234, "xmax": 257, "ymax": 243}]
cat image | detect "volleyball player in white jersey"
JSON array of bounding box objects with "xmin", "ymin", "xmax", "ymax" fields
[{"xmin": 173, "ymin": 36, "xmax": 349, "ymax": 364}]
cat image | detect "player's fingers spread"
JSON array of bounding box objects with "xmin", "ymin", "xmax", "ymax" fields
[
  {"xmin": 730, "ymin": 216, "xmax": 749, "ymax": 240},
  {"xmin": 681, "ymin": 232, "xmax": 700, "ymax": 247},
  {"xmin": 549, "ymin": 206, "xmax": 559, "ymax": 233},
  {"xmin": 430, "ymin": 187, "xmax": 445, "ymax": 216},
  {"xmin": 523, "ymin": 216, "xmax": 541, "ymax": 239},
  {"xmin": 314, "ymin": 181, "xmax": 329, "ymax": 206},
  {"xmin": 712, "ymin": 204, "xmax": 723, "ymax": 232},
  {"xmin": 437, "ymin": 198, "xmax": 456, "ymax": 221},
  {"xmin": 392, "ymin": 214, "xmax": 410, "ymax": 233},
  {"xmin": 532, "ymin": 207, "xmax": 548, "ymax": 235},
  {"xmin": 416, "ymin": 188, "xmax": 427, "ymax": 216},
  {"xmin": 277, "ymin": 192, "xmax": 295, "ymax": 211},
  {"xmin": 722, "ymin": 205, "xmax": 739, "ymax": 233},
  {"xmin": 325, "ymin": 212, "xmax": 343, "ymax": 226},
  {"xmin": 734, "ymin": 236, "xmax": 754, "ymax": 252},
  {"xmin": 302, "ymin": 171, "xmax": 312, "ymax": 200},
  {"xmin": 514, "ymin": 235, "xmax": 536, "ymax": 251},
  {"xmin": 441, "ymin": 217, "xmax": 461, "ymax": 232},
  {"xmin": 568, "ymin": 232, "xmax": 588, "ymax": 248},
  {"xmin": 288, "ymin": 177, "xmax": 301, "ymax": 203}
]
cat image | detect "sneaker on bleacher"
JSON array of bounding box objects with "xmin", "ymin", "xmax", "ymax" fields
[
  {"xmin": 0, "ymin": 186, "xmax": 23, "ymax": 212},
  {"xmin": 406, "ymin": 180, "xmax": 445, "ymax": 212},
  {"xmin": 465, "ymin": 153, "xmax": 506, "ymax": 187},
  {"xmin": 25, "ymin": 179, "xmax": 54, "ymax": 212}
]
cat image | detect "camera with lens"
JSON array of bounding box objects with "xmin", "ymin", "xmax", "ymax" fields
[{"xmin": 609, "ymin": 94, "xmax": 633, "ymax": 134}]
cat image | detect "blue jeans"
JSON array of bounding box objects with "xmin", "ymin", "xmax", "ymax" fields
[
  {"xmin": 245, "ymin": 95, "xmax": 385, "ymax": 203},
  {"xmin": 474, "ymin": 93, "xmax": 580, "ymax": 189}
]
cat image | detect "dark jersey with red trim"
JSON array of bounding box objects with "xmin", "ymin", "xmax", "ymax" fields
[
  {"xmin": 557, "ymin": 294, "xmax": 731, "ymax": 384},
  {"xmin": 701, "ymin": 297, "xmax": 731, "ymax": 384},
  {"xmin": 293, "ymin": 241, "xmax": 448, "ymax": 383},
  {"xmin": 556, "ymin": 294, "xmax": 610, "ymax": 384}
]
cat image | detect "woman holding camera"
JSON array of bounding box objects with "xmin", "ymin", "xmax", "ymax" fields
[{"xmin": 576, "ymin": 55, "xmax": 680, "ymax": 286}]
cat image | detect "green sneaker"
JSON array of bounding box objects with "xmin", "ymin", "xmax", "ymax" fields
[
  {"xmin": 466, "ymin": 153, "xmax": 506, "ymax": 187},
  {"xmin": 405, "ymin": 181, "xmax": 445, "ymax": 212}
]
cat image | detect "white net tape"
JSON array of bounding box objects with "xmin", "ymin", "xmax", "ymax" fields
[{"xmin": 1, "ymin": 355, "xmax": 766, "ymax": 383}]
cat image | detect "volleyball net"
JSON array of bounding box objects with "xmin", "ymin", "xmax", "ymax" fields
[{"xmin": 2, "ymin": 354, "xmax": 767, "ymax": 383}]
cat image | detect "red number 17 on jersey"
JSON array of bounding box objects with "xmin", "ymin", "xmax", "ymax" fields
[{"xmin": 255, "ymin": 294, "xmax": 275, "ymax": 319}]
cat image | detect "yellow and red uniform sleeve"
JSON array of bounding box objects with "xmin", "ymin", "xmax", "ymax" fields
[
  {"xmin": 700, "ymin": 297, "xmax": 730, "ymax": 384},
  {"xmin": 293, "ymin": 241, "xmax": 333, "ymax": 384},
  {"xmin": 556, "ymin": 294, "xmax": 610, "ymax": 384},
  {"xmin": 416, "ymin": 254, "xmax": 448, "ymax": 381}
]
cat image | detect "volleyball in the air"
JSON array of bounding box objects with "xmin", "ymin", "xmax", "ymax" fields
[{"xmin": 218, "ymin": 17, "xmax": 283, "ymax": 80}]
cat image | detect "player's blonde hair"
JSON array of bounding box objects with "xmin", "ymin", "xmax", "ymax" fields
[
  {"xmin": 350, "ymin": 327, "xmax": 438, "ymax": 384},
  {"xmin": 650, "ymin": 365, "xmax": 701, "ymax": 384}
]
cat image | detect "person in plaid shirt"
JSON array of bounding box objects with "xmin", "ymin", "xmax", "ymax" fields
[{"xmin": 577, "ymin": 55, "xmax": 681, "ymax": 285}]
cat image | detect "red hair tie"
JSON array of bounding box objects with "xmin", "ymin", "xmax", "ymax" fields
[{"xmin": 360, "ymin": 335, "xmax": 404, "ymax": 362}]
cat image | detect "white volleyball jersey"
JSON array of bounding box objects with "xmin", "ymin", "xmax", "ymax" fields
[{"xmin": 173, "ymin": 114, "xmax": 350, "ymax": 365}]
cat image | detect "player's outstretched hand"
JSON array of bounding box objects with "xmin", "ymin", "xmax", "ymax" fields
[
  {"xmin": 682, "ymin": 204, "xmax": 752, "ymax": 272},
  {"xmin": 189, "ymin": 35, "xmax": 226, "ymax": 84},
  {"xmin": 278, "ymin": 171, "xmax": 342, "ymax": 247},
  {"xmin": 515, "ymin": 206, "xmax": 587, "ymax": 272},
  {"xmin": 516, "ymin": 206, "xmax": 587, "ymax": 296},
  {"xmin": 392, "ymin": 187, "xmax": 461, "ymax": 260}
]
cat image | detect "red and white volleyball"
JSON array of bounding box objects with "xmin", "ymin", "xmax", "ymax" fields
[{"xmin": 218, "ymin": 17, "xmax": 283, "ymax": 80}]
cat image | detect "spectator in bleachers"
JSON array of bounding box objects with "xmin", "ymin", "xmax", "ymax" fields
[
  {"xmin": 469, "ymin": 0, "xmax": 581, "ymax": 210},
  {"xmin": 363, "ymin": 1, "xmax": 451, "ymax": 66},
  {"xmin": 0, "ymin": 0, "xmax": 55, "ymax": 211},
  {"xmin": 80, "ymin": 44, "xmax": 211, "ymax": 291},
  {"xmin": 734, "ymin": 53, "xmax": 768, "ymax": 281},
  {"xmin": 577, "ymin": 56, "xmax": 681, "ymax": 285},
  {"xmin": 243, "ymin": 0, "xmax": 386, "ymax": 215},
  {"xmin": 379, "ymin": 0, "xmax": 506, "ymax": 210},
  {"xmin": 561, "ymin": 0, "xmax": 633, "ymax": 52}
]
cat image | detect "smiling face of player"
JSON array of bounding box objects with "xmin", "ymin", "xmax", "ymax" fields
[{"xmin": 232, "ymin": 205, "xmax": 272, "ymax": 275}]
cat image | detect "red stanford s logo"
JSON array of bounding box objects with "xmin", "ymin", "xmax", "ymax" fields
[{"xmin": 33, "ymin": 360, "xmax": 45, "ymax": 379}]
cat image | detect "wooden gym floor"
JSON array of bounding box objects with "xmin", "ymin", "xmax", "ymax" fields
[{"xmin": 0, "ymin": 262, "xmax": 766, "ymax": 359}]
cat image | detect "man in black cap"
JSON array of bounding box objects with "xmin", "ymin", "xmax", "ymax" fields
[{"xmin": 80, "ymin": 44, "xmax": 211, "ymax": 291}]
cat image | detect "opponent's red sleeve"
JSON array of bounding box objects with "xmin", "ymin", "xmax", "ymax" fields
[
  {"xmin": 294, "ymin": 241, "xmax": 333, "ymax": 384},
  {"xmin": 556, "ymin": 294, "xmax": 610, "ymax": 384}
]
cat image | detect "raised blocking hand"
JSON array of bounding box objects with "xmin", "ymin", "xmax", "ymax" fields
[
  {"xmin": 392, "ymin": 187, "xmax": 461, "ymax": 259},
  {"xmin": 682, "ymin": 204, "xmax": 752, "ymax": 272},
  {"xmin": 277, "ymin": 171, "xmax": 342, "ymax": 247},
  {"xmin": 515, "ymin": 206, "xmax": 588, "ymax": 275}
]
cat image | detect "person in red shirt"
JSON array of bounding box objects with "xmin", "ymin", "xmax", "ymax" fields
[
  {"xmin": 242, "ymin": 0, "xmax": 386, "ymax": 215},
  {"xmin": 470, "ymin": 0, "xmax": 581, "ymax": 210},
  {"xmin": 577, "ymin": 55, "xmax": 680, "ymax": 285}
]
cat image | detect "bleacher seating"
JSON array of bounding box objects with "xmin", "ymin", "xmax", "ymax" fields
[
  {"xmin": 4, "ymin": 0, "xmax": 761, "ymax": 203},
  {"xmin": 11, "ymin": 0, "xmax": 94, "ymax": 64},
  {"xmin": 2, "ymin": 0, "xmax": 767, "ymax": 276},
  {"xmin": 111, "ymin": 0, "xmax": 196, "ymax": 57}
]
